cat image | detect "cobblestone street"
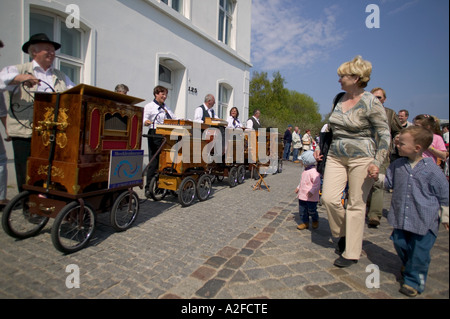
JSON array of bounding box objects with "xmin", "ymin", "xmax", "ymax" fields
[{"xmin": 0, "ymin": 161, "xmax": 448, "ymax": 301}]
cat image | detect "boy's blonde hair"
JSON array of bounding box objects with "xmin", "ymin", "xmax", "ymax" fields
[{"xmin": 401, "ymin": 126, "xmax": 433, "ymax": 150}]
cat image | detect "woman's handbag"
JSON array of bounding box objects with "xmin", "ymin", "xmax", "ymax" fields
[{"xmin": 316, "ymin": 92, "xmax": 345, "ymax": 175}]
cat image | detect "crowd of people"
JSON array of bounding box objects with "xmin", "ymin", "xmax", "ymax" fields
[
  {"xmin": 282, "ymin": 126, "xmax": 317, "ymax": 163},
  {"xmin": 293, "ymin": 55, "xmax": 448, "ymax": 298},
  {"xmin": 0, "ymin": 35, "xmax": 449, "ymax": 298}
]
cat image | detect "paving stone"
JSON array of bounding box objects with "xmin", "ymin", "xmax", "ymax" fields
[
  {"xmin": 245, "ymin": 239, "xmax": 264, "ymax": 250},
  {"xmin": 229, "ymin": 270, "xmax": 248, "ymax": 284},
  {"xmin": 238, "ymin": 248, "xmax": 254, "ymax": 256},
  {"xmin": 253, "ymin": 255, "xmax": 282, "ymax": 267},
  {"xmin": 304, "ymin": 285, "xmax": 329, "ymax": 298},
  {"xmin": 224, "ymin": 256, "xmax": 247, "ymax": 270},
  {"xmin": 244, "ymin": 268, "xmax": 271, "ymax": 281},
  {"xmin": 216, "ymin": 268, "xmax": 235, "ymax": 280},
  {"xmin": 205, "ymin": 256, "xmax": 228, "ymax": 269},
  {"xmin": 195, "ymin": 279, "xmax": 225, "ymax": 298},
  {"xmin": 323, "ymin": 282, "xmax": 352, "ymax": 294},
  {"xmin": 217, "ymin": 246, "xmax": 239, "ymax": 258},
  {"xmin": 260, "ymin": 278, "xmax": 288, "ymax": 291},
  {"xmin": 190, "ymin": 266, "xmax": 217, "ymax": 281}
]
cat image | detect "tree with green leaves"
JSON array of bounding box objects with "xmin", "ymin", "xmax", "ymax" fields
[{"xmin": 249, "ymin": 71, "xmax": 324, "ymax": 134}]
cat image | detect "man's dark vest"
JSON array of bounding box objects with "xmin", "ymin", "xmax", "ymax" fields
[
  {"xmin": 250, "ymin": 117, "xmax": 262, "ymax": 130},
  {"xmin": 200, "ymin": 104, "xmax": 214, "ymax": 122}
]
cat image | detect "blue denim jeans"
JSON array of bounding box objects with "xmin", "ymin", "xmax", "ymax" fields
[
  {"xmin": 283, "ymin": 142, "xmax": 291, "ymax": 160},
  {"xmin": 292, "ymin": 148, "xmax": 300, "ymax": 161},
  {"xmin": 391, "ymin": 229, "xmax": 437, "ymax": 293},
  {"xmin": 299, "ymin": 200, "xmax": 319, "ymax": 224}
]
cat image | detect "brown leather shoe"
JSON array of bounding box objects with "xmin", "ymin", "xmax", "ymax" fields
[
  {"xmin": 368, "ymin": 218, "xmax": 380, "ymax": 228},
  {"xmin": 312, "ymin": 221, "xmax": 319, "ymax": 229},
  {"xmin": 399, "ymin": 284, "xmax": 418, "ymax": 297},
  {"xmin": 297, "ymin": 223, "xmax": 309, "ymax": 230}
]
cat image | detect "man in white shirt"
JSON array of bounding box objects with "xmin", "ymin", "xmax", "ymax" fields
[
  {"xmin": 143, "ymin": 86, "xmax": 176, "ymax": 129},
  {"xmin": 0, "ymin": 33, "xmax": 74, "ymax": 192},
  {"xmin": 194, "ymin": 94, "xmax": 216, "ymax": 123},
  {"xmin": 398, "ymin": 109, "xmax": 412, "ymax": 128},
  {"xmin": 442, "ymin": 124, "xmax": 449, "ymax": 145},
  {"xmin": 246, "ymin": 109, "xmax": 261, "ymax": 130},
  {"xmin": 0, "ymin": 39, "xmax": 10, "ymax": 206},
  {"xmin": 142, "ymin": 85, "xmax": 176, "ymax": 197}
]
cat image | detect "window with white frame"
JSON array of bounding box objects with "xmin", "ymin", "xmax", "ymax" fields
[
  {"xmin": 218, "ymin": 84, "xmax": 232, "ymax": 119},
  {"xmin": 30, "ymin": 11, "xmax": 84, "ymax": 84},
  {"xmin": 159, "ymin": 64, "xmax": 172, "ymax": 84},
  {"xmin": 161, "ymin": 0, "xmax": 183, "ymax": 14},
  {"xmin": 218, "ymin": 0, "xmax": 234, "ymax": 45},
  {"xmin": 158, "ymin": 63, "xmax": 173, "ymax": 109}
]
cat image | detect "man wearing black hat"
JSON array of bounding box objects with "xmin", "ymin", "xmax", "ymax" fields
[{"xmin": 0, "ymin": 33, "xmax": 74, "ymax": 192}]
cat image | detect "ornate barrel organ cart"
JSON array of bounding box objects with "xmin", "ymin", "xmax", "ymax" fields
[
  {"xmin": 149, "ymin": 119, "xmax": 222, "ymax": 207},
  {"xmin": 147, "ymin": 118, "xmax": 283, "ymax": 206},
  {"xmin": 2, "ymin": 84, "xmax": 145, "ymax": 253}
]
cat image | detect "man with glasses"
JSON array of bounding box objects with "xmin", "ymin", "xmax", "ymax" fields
[
  {"xmin": 367, "ymin": 88, "xmax": 402, "ymax": 228},
  {"xmin": 0, "ymin": 33, "xmax": 74, "ymax": 193}
]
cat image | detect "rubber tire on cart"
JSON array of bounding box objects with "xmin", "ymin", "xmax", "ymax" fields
[
  {"xmin": 228, "ymin": 167, "xmax": 238, "ymax": 188},
  {"xmin": 51, "ymin": 201, "xmax": 96, "ymax": 254},
  {"xmin": 2, "ymin": 191, "xmax": 49, "ymax": 239},
  {"xmin": 178, "ymin": 177, "xmax": 196, "ymax": 207},
  {"xmin": 196, "ymin": 174, "xmax": 212, "ymax": 201},
  {"xmin": 110, "ymin": 190, "xmax": 140, "ymax": 231},
  {"xmin": 149, "ymin": 175, "xmax": 168, "ymax": 201},
  {"xmin": 237, "ymin": 165, "xmax": 246, "ymax": 184}
]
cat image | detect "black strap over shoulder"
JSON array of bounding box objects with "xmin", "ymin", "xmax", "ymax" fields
[
  {"xmin": 332, "ymin": 92, "xmax": 346, "ymax": 111},
  {"xmin": 316, "ymin": 92, "xmax": 345, "ymax": 176}
]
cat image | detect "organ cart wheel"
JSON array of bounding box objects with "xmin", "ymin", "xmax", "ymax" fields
[
  {"xmin": 110, "ymin": 190, "xmax": 140, "ymax": 231},
  {"xmin": 228, "ymin": 167, "xmax": 238, "ymax": 188},
  {"xmin": 51, "ymin": 201, "xmax": 96, "ymax": 254},
  {"xmin": 2, "ymin": 191, "xmax": 49, "ymax": 239},
  {"xmin": 237, "ymin": 165, "xmax": 246, "ymax": 184},
  {"xmin": 196, "ymin": 174, "xmax": 212, "ymax": 202},
  {"xmin": 178, "ymin": 176, "xmax": 196, "ymax": 207},
  {"xmin": 149, "ymin": 175, "xmax": 168, "ymax": 201}
]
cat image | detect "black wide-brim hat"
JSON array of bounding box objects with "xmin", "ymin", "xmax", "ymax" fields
[{"xmin": 22, "ymin": 33, "xmax": 61, "ymax": 54}]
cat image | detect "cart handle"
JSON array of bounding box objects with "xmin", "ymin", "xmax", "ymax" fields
[{"xmin": 141, "ymin": 135, "xmax": 167, "ymax": 178}]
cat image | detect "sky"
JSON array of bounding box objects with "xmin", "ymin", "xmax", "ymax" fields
[{"xmin": 250, "ymin": 0, "xmax": 449, "ymax": 122}]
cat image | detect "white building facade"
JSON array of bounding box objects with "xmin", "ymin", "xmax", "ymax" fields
[{"xmin": 0, "ymin": 0, "xmax": 252, "ymax": 185}]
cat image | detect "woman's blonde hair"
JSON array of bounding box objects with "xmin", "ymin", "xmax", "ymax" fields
[{"xmin": 337, "ymin": 55, "xmax": 372, "ymax": 88}]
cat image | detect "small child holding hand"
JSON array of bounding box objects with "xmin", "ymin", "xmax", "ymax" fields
[
  {"xmin": 295, "ymin": 150, "xmax": 321, "ymax": 230},
  {"xmin": 373, "ymin": 126, "xmax": 449, "ymax": 297}
]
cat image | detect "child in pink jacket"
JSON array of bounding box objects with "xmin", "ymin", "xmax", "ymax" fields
[{"xmin": 295, "ymin": 150, "xmax": 321, "ymax": 230}]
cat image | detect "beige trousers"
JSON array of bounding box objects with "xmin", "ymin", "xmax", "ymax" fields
[{"xmin": 321, "ymin": 155, "xmax": 374, "ymax": 260}]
